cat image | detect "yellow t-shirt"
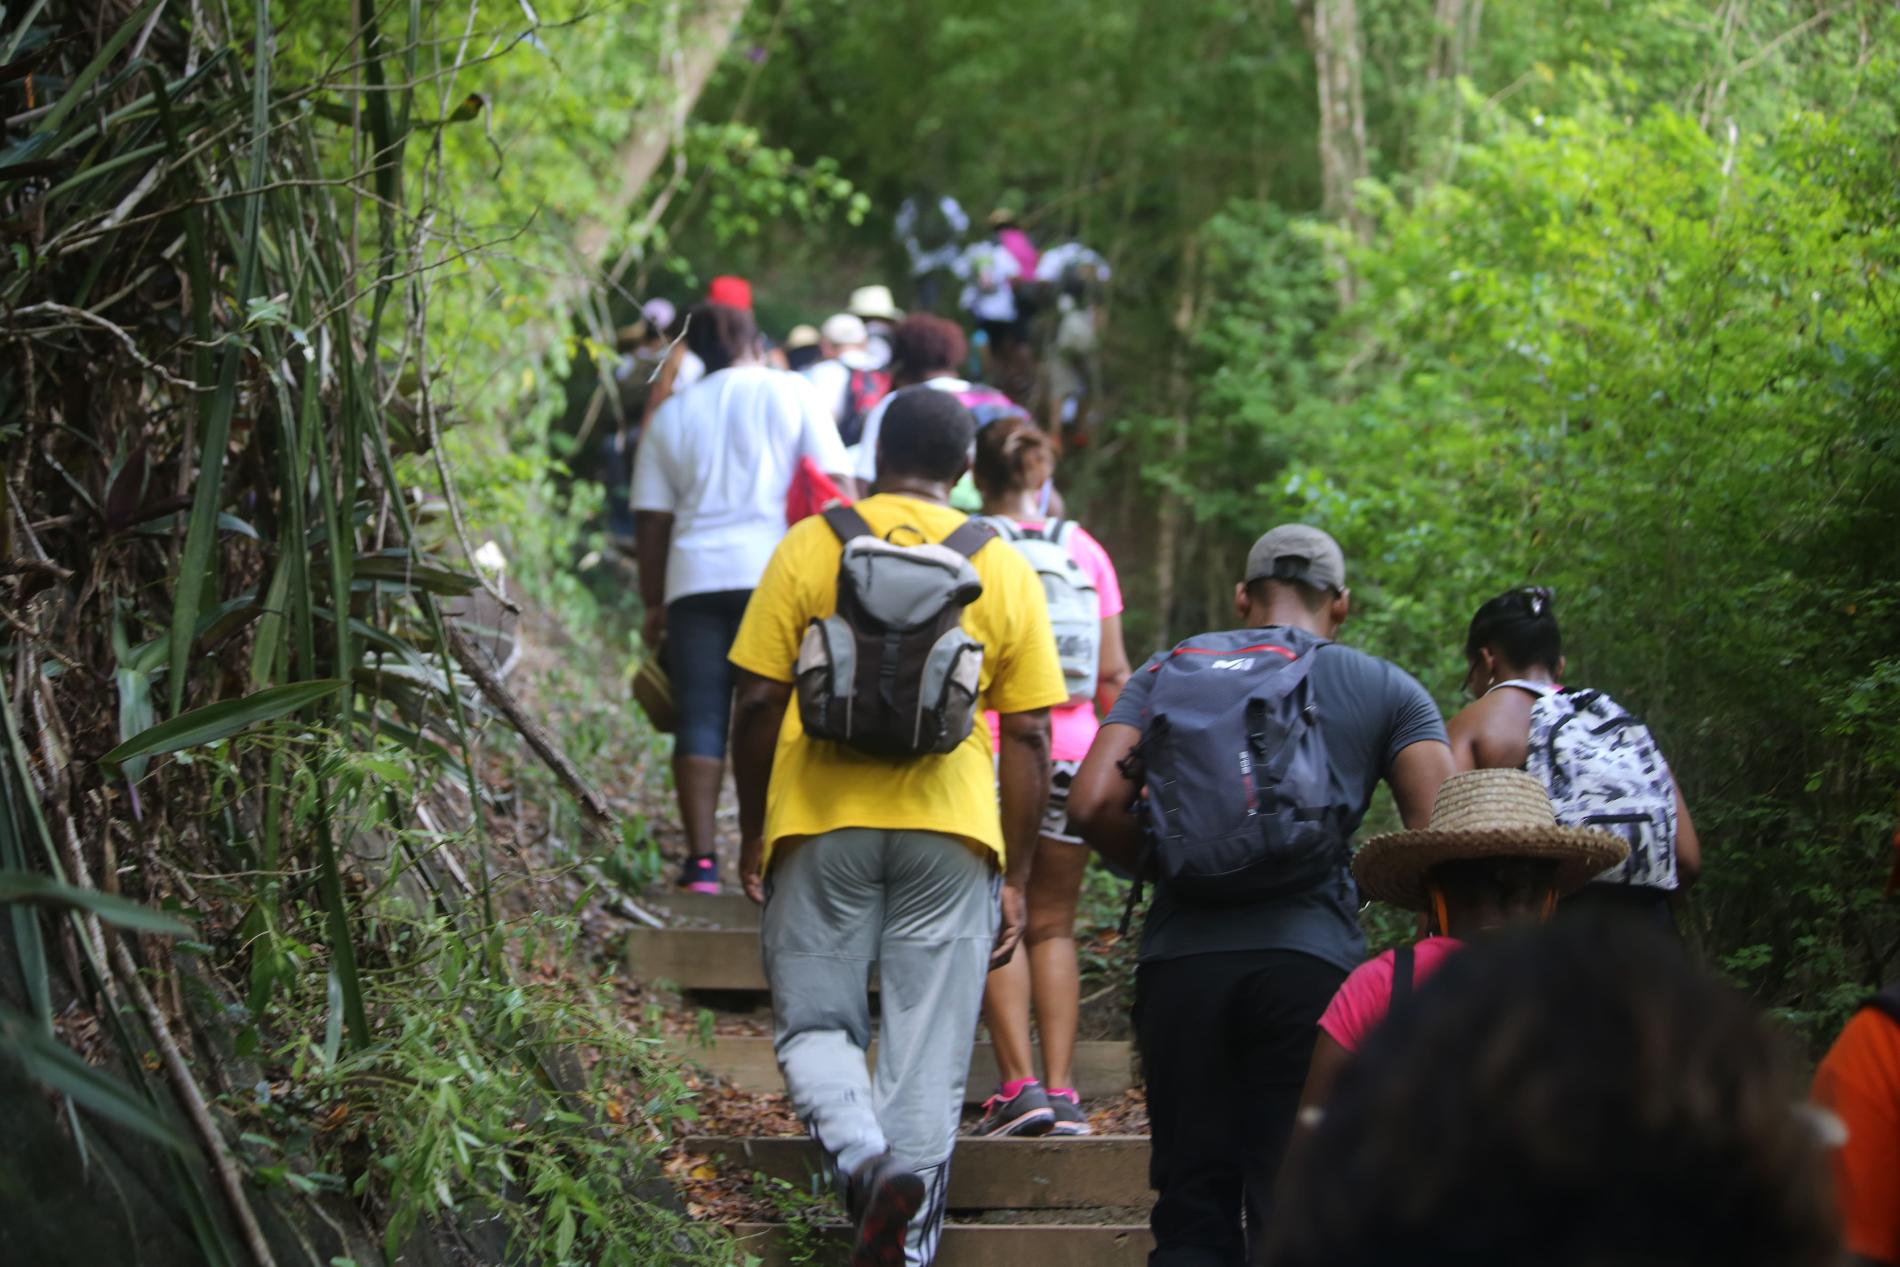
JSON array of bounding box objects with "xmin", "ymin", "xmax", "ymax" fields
[{"xmin": 729, "ymin": 494, "xmax": 1069, "ymax": 868}]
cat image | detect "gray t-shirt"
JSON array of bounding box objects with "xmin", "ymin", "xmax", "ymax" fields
[{"xmin": 1104, "ymin": 629, "xmax": 1447, "ymax": 970}]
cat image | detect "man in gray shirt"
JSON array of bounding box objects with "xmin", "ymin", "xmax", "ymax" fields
[{"xmin": 1069, "ymin": 524, "xmax": 1452, "ymax": 1267}]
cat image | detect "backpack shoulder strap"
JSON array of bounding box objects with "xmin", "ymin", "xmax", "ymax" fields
[
  {"xmin": 822, "ymin": 504, "xmax": 873, "ymax": 544},
  {"xmin": 1391, "ymin": 943, "xmax": 1416, "ymax": 1010},
  {"xmin": 1487, "ymin": 678, "xmax": 1558, "ymax": 698},
  {"xmin": 982, "ymin": 516, "xmax": 1023, "ymax": 542},
  {"xmin": 941, "ymin": 517, "xmax": 997, "ymax": 559}
]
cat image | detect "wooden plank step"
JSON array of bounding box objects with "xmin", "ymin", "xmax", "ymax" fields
[
  {"xmin": 643, "ymin": 889, "xmax": 760, "ymax": 929},
  {"xmin": 627, "ymin": 927, "xmax": 885, "ymax": 993},
  {"xmin": 684, "ymin": 1135, "xmax": 1150, "ymax": 1210},
  {"xmin": 626, "ymin": 927, "xmax": 769, "ymax": 991},
  {"xmin": 731, "ymin": 1221, "xmax": 1151, "ymax": 1266},
  {"xmin": 669, "ymin": 1035, "xmax": 1135, "ymax": 1104}
]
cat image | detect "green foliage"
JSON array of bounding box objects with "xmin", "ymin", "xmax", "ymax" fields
[
  {"xmin": 100, "ymin": 680, "xmax": 346, "ymax": 773},
  {"xmin": 2, "ymin": 0, "xmax": 771, "ymax": 1260},
  {"xmin": 0, "ymin": 872, "xmax": 194, "ymax": 937},
  {"xmin": 0, "ymin": 1004, "xmax": 191, "ymax": 1153},
  {"xmin": 1179, "ymin": 23, "xmax": 1900, "ymax": 1043}
]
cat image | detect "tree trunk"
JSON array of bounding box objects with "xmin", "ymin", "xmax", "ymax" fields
[
  {"xmin": 573, "ymin": 0, "xmax": 751, "ymax": 270},
  {"xmin": 1303, "ymin": 0, "xmax": 1370, "ymax": 303}
]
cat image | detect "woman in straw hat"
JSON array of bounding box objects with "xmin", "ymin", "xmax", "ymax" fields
[{"xmin": 1294, "ymin": 769, "xmax": 1627, "ymax": 1115}]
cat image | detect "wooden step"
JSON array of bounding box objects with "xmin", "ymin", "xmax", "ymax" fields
[
  {"xmin": 627, "ymin": 927, "xmax": 886, "ymax": 994},
  {"xmin": 643, "ymin": 888, "xmax": 760, "ymax": 929},
  {"xmin": 685, "ymin": 1135, "xmax": 1150, "ymax": 1209},
  {"xmin": 731, "ymin": 1221, "xmax": 1151, "ymax": 1266},
  {"xmin": 626, "ymin": 927, "xmax": 769, "ymax": 991},
  {"xmin": 669, "ymin": 1035, "xmax": 1135, "ymax": 1104}
]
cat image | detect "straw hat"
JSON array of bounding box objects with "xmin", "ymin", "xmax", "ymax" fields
[
  {"xmin": 1353, "ymin": 770, "xmax": 1627, "ymax": 911},
  {"xmin": 630, "ymin": 649, "xmax": 677, "ymax": 735},
  {"xmin": 848, "ymin": 284, "xmax": 903, "ymax": 322},
  {"xmin": 785, "ymin": 323, "xmax": 822, "ymax": 351}
]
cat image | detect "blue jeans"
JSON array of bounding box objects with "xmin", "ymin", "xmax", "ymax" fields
[{"xmin": 664, "ymin": 589, "xmax": 752, "ymax": 759}]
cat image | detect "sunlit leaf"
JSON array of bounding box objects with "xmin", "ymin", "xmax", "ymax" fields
[{"xmin": 100, "ymin": 679, "xmax": 345, "ymax": 773}]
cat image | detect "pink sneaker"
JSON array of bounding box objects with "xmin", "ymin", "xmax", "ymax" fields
[
  {"xmin": 678, "ymin": 856, "xmax": 720, "ymax": 895},
  {"xmin": 1046, "ymin": 1087, "xmax": 1092, "ymax": 1136}
]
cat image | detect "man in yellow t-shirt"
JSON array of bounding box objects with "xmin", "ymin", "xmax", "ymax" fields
[{"xmin": 729, "ymin": 387, "xmax": 1067, "ymax": 1266}]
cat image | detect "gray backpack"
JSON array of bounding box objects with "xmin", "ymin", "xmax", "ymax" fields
[
  {"xmin": 980, "ymin": 517, "xmax": 1100, "ymax": 702},
  {"xmin": 794, "ymin": 506, "xmax": 994, "ymax": 757},
  {"xmin": 1126, "ymin": 627, "xmax": 1348, "ymax": 918}
]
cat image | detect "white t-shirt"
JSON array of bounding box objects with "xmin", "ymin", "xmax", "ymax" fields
[
  {"xmin": 803, "ymin": 346, "xmax": 886, "ymax": 425},
  {"xmin": 957, "ymin": 243, "xmax": 1021, "ymax": 323},
  {"xmin": 850, "ymin": 377, "xmax": 978, "ymax": 485},
  {"xmin": 631, "ymin": 366, "xmax": 849, "ymax": 604},
  {"xmin": 1035, "ymin": 242, "xmax": 1111, "ymax": 283},
  {"xmin": 673, "ymin": 348, "xmax": 706, "ymax": 392}
]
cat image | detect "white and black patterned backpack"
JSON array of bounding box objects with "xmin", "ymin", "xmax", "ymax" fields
[{"xmin": 1520, "ymin": 685, "xmax": 1680, "ymax": 891}]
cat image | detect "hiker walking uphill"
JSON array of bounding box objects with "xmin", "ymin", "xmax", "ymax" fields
[
  {"xmin": 850, "ymin": 315, "xmax": 1021, "ymax": 495},
  {"xmin": 803, "ymin": 312, "xmax": 891, "ymax": 446},
  {"xmin": 970, "ymin": 417, "xmax": 1133, "ymax": 1138},
  {"xmin": 895, "ymin": 189, "xmax": 970, "ymax": 312},
  {"xmin": 631, "ymin": 303, "xmax": 852, "ymax": 895},
  {"xmin": 725, "ymin": 388, "xmax": 1070, "ymax": 1267},
  {"xmin": 1446, "ymin": 586, "xmax": 1702, "ymax": 930},
  {"xmin": 1068, "ymin": 524, "xmax": 1452, "ymax": 1266},
  {"xmin": 1294, "ymin": 769, "xmax": 1628, "ymax": 1115}
]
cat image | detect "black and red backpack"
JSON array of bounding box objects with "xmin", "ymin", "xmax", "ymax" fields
[{"xmin": 839, "ymin": 368, "xmax": 891, "ymax": 447}]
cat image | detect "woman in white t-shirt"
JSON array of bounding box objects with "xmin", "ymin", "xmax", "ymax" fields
[{"xmin": 630, "ymin": 303, "xmax": 851, "ymax": 893}]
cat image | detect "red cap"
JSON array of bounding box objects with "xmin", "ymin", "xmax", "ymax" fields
[{"xmin": 706, "ymin": 275, "xmax": 753, "ymax": 310}]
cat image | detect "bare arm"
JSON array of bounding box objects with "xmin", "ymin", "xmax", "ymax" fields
[
  {"xmin": 1093, "ymin": 614, "xmax": 1132, "ymax": 718},
  {"xmin": 994, "ymin": 708, "xmax": 1054, "ymax": 968},
  {"xmin": 1388, "ymin": 739, "xmax": 1454, "ymax": 830},
  {"xmin": 1070, "ymin": 721, "xmax": 1146, "ymax": 872},
  {"xmin": 1673, "ymin": 785, "xmax": 1701, "ymax": 889},
  {"xmin": 634, "ymin": 510, "xmax": 673, "ymax": 647},
  {"xmin": 1292, "ymin": 1031, "xmax": 1352, "ymax": 1135},
  {"xmin": 732, "ymin": 669, "xmax": 793, "ymax": 903}
]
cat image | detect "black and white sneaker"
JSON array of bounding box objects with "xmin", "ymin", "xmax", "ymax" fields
[{"xmin": 973, "ymin": 1081, "xmax": 1056, "ymax": 1137}]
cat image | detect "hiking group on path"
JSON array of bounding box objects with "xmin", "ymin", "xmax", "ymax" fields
[{"xmin": 616, "ymin": 224, "xmax": 1894, "ymax": 1267}]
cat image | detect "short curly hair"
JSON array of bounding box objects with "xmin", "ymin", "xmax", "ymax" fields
[
  {"xmin": 1266, "ymin": 921, "xmax": 1838, "ymax": 1267},
  {"xmin": 890, "ymin": 314, "xmax": 968, "ymax": 380}
]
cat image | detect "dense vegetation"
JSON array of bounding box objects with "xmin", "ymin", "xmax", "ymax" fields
[
  {"xmin": 705, "ymin": 0, "xmax": 1900, "ymax": 1039},
  {"xmin": 0, "ymin": 1, "xmax": 820, "ymax": 1262}
]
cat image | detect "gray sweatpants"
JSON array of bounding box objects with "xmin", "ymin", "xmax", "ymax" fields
[{"xmin": 762, "ymin": 828, "xmax": 1000, "ymax": 1267}]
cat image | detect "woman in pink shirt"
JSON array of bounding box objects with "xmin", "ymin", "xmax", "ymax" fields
[
  {"xmin": 970, "ymin": 416, "xmax": 1132, "ymax": 1138},
  {"xmin": 1295, "ymin": 769, "xmax": 1628, "ymax": 1122}
]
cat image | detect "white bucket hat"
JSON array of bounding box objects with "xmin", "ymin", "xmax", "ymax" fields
[
  {"xmin": 821, "ymin": 313, "xmax": 869, "ymax": 346},
  {"xmin": 848, "ymin": 285, "xmax": 903, "ymax": 322}
]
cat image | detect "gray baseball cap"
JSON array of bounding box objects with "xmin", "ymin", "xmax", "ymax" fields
[{"xmin": 1245, "ymin": 524, "xmax": 1346, "ymax": 592}]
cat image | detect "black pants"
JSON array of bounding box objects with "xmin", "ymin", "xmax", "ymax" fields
[{"xmin": 1135, "ymin": 949, "xmax": 1347, "ymax": 1267}]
